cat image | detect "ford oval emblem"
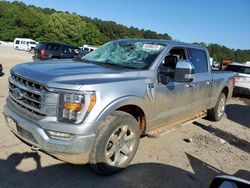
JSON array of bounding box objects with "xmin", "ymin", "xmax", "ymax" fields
[{"xmin": 13, "ymin": 88, "xmax": 24, "ymax": 100}]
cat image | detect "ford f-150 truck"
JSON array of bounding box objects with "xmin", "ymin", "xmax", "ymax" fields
[{"xmin": 3, "ymin": 39, "xmax": 234, "ymax": 175}]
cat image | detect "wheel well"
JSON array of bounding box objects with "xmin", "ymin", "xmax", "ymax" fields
[
  {"xmin": 117, "ymin": 105, "xmax": 146, "ymax": 134},
  {"xmin": 221, "ymin": 87, "xmax": 229, "ymax": 98}
]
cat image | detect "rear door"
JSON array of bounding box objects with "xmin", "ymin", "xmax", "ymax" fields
[
  {"xmin": 187, "ymin": 48, "xmax": 212, "ymax": 112},
  {"xmin": 45, "ymin": 43, "xmax": 60, "ymax": 58}
]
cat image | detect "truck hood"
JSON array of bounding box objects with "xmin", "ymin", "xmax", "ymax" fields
[{"xmin": 11, "ymin": 59, "xmax": 141, "ymax": 90}]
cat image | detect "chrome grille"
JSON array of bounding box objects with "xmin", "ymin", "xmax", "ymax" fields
[
  {"xmin": 9, "ymin": 82, "xmax": 42, "ymax": 109},
  {"xmin": 11, "ymin": 74, "xmax": 47, "ymax": 91},
  {"xmin": 8, "ymin": 73, "xmax": 48, "ymax": 118}
]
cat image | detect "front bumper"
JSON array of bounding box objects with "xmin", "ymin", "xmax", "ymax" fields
[
  {"xmin": 3, "ymin": 104, "xmax": 95, "ymax": 164},
  {"xmin": 233, "ymin": 86, "xmax": 250, "ymax": 96}
]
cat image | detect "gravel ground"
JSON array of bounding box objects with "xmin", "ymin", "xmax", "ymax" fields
[{"xmin": 0, "ymin": 44, "xmax": 249, "ymax": 188}]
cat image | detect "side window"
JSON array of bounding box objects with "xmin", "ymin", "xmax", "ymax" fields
[
  {"xmin": 158, "ymin": 47, "xmax": 187, "ymax": 83},
  {"xmin": 46, "ymin": 44, "xmax": 59, "ymax": 51},
  {"xmin": 188, "ymin": 48, "xmax": 208, "ymax": 73},
  {"xmin": 15, "ymin": 40, "xmax": 20, "ymax": 44},
  {"xmin": 52, "ymin": 45, "xmax": 59, "ymax": 51},
  {"xmin": 64, "ymin": 46, "xmax": 73, "ymax": 53},
  {"xmin": 46, "ymin": 44, "xmax": 53, "ymax": 50}
]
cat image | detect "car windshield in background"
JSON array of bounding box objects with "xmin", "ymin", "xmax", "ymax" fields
[
  {"xmin": 82, "ymin": 41, "xmax": 166, "ymax": 69},
  {"xmin": 225, "ymin": 65, "xmax": 250, "ymax": 74}
]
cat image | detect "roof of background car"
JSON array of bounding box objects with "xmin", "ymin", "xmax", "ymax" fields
[
  {"xmin": 38, "ymin": 42, "xmax": 78, "ymax": 48},
  {"xmin": 114, "ymin": 38, "xmax": 207, "ymax": 50}
]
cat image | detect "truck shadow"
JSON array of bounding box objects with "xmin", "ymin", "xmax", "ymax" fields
[
  {"xmin": 1, "ymin": 151, "xmax": 249, "ymax": 188},
  {"xmin": 0, "ymin": 151, "xmax": 224, "ymax": 188},
  {"xmin": 225, "ymin": 104, "xmax": 250, "ymax": 128},
  {"xmin": 193, "ymin": 121, "xmax": 250, "ymax": 154}
]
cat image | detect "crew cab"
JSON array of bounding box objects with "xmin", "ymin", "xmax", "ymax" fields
[{"xmin": 4, "ymin": 39, "xmax": 234, "ymax": 175}]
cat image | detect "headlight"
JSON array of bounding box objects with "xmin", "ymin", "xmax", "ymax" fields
[{"xmin": 58, "ymin": 92, "xmax": 96, "ymax": 124}]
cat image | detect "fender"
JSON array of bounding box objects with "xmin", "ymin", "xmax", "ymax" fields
[{"xmin": 95, "ymin": 95, "xmax": 150, "ymax": 123}]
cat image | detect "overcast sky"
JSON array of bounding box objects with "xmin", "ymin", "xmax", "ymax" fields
[{"xmin": 13, "ymin": 0, "xmax": 250, "ymax": 49}]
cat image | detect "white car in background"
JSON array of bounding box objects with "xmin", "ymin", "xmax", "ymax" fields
[
  {"xmin": 14, "ymin": 38, "xmax": 38, "ymax": 53},
  {"xmin": 225, "ymin": 62, "xmax": 250, "ymax": 96},
  {"xmin": 82, "ymin": 44, "xmax": 98, "ymax": 52}
]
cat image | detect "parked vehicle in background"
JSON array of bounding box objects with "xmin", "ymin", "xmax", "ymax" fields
[
  {"xmin": 0, "ymin": 64, "xmax": 4, "ymax": 76},
  {"xmin": 33, "ymin": 42, "xmax": 79, "ymax": 61},
  {"xmin": 4, "ymin": 39, "xmax": 234, "ymax": 175},
  {"xmin": 75, "ymin": 48, "xmax": 91, "ymax": 59},
  {"xmin": 76, "ymin": 44, "xmax": 98, "ymax": 59},
  {"xmin": 13, "ymin": 38, "xmax": 38, "ymax": 53},
  {"xmin": 225, "ymin": 63, "xmax": 250, "ymax": 96},
  {"xmin": 82, "ymin": 44, "xmax": 98, "ymax": 52}
]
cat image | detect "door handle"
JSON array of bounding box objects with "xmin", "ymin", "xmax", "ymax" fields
[{"xmin": 185, "ymin": 83, "xmax": 194, "ymax": 88}]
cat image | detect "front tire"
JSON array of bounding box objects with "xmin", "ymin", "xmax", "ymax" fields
[
  {"xmin": 207, "ymin": 92, "xmax": 226, "ymax": 121},
  {"xmin": 90, "ymin": 111, "xmax": 140, "ymax": 175}
]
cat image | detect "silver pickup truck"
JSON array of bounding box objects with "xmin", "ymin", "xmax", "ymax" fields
[{"xmin": 4, "ymin": 39, "xmax": 234, "ymax": 175}]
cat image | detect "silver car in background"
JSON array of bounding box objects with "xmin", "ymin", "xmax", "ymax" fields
[{"xmin": 225, "ymin": 63, "xmax": 250, "ymax": 96}]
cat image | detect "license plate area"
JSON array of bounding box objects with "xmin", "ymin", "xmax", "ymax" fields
[{"xmin": 6, "ymin": 117, "xmax": 38, "ymax": 144}]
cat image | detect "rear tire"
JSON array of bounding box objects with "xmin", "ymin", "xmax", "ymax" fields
[
  {"xmin": 207, "ymin": 92, "xmax": 226, "ymax": 121},
  {"xmin": 90, "ymin": 111, "xmax": 140, "ymax": 175}
]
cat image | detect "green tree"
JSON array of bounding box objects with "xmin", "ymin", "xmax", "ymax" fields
[{"xmin": 0, "ymin": 0, "xmax": 249, "ymax": 63}]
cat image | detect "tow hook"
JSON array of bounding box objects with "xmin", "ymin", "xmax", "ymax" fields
[{"xmin": 31, "ymin": 145, "xmax": 40, "ymax": 151}]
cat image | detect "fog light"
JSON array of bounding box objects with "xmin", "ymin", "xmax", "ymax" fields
[{"xmin": 47, "ymin": 130, "xmax": 72, "ymax": 140}]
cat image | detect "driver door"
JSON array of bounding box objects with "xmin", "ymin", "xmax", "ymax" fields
[{"xmin": 153, "ymin": 47, "xmax": 194, "ymax": 128}]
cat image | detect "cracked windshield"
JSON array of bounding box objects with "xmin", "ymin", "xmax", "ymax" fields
[{"xmin": 82, "ymin": 41, "xmax": 166, "ymax": 69}]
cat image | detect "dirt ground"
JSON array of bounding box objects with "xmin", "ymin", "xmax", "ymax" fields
[{"xmin": 0, "ymin": 45, "xmax": 249, "ymax": 188}]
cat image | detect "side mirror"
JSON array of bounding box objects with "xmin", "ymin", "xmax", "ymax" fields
[
  {"xmin": 174, "ymin": 60, "xmax": 194, "ymax": 83},
  {"xmin": 210, "ymin": 175, "xmax": 250, "ymax": 188}
]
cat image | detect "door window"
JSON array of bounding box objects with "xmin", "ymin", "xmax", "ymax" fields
[
  {"xmin": 64, "ymin": 46, "xmax": 73, "ymax": 54},
  {"xmin": 46, "ymin": 44, "xmax": 59, "ymax": 51},
  {"xmin": 188, "ymin": 48, "xmax": 208, "ymax": 73},
  {"xmin": 158, "ymin": 48, "xmax": 187, "ymax": 83}
]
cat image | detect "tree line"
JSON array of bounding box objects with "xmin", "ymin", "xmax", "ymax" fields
[{"xmin": 0, "ymin": 1, "xmax": 249, "ymax": 63}]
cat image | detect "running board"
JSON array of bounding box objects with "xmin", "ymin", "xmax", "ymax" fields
[{"xmin": 146, "ymin": 112, "xmax": 207, "ymax": 138}]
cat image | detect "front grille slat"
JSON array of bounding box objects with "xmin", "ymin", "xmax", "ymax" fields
[
  {"xmin": 9, "ymin": 93, "xmax": 44, "ymax": 114},
  {"xmin": 8, "ymin": 73, "xmax": 49, "ymax": 119},
  {"xmin": 8, "ymin": 97, "xmax": 46, "ymax": 119},
  {"xmin": 9, "ymin": 83, "xmax": 41, "ymax": 104},
  {"xmin": 9, "ymin": 77, "xmax": 44, "ymax": 96}
]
